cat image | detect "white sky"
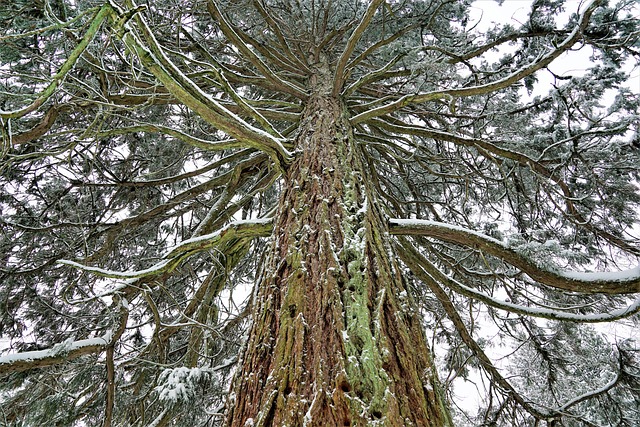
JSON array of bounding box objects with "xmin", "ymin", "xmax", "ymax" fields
[{"xmin": 469, "ymin": 0, "xmax": 640, "ymax": 98}]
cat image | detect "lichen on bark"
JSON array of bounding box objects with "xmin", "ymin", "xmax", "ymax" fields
[{"xmin": 226, "ymin": 69, "xmax": 453, "ymax": 426}]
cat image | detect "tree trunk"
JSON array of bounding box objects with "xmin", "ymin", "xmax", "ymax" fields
[{"xmin": 226, "ymin": 72, "xmax": 453, "ymax": 426}]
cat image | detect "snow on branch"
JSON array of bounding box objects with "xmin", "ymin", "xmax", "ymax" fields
[
  {"xmin": 558, "ymin": 363, "xmax": 622, "ymax": 413},
  {"xmin": 203, "ymin": 63, "xmax": 285, "ymax": 139},
  {"xmin": 164, "ymin": 218, "xmax": 273, "ymax": 258},
  {"xmin": 397, "ymin": 237, "xmax": 640, "ymax": 322},
  {"xmin": 58, "ymin": 218, "xmax": 273, "ymax": 280},
  {"xmin": 349, "ymin": 0, "xmax": 604, "ymax": 123},
  {"xmin": 0, "ymin": 305, "xmax": 125, "ymax": 389},
  {"xmin": 389, "ymin": 218, "xmax": 640, "ymax": 295},
  {"xmin": 57, "ymin": 258, "xmax": 174, "ymax": 280},
  {"xmin": 0, "ymin": 5, "xmax": 113, "ymax": 121},
  {"xmin": 343, "ymin": 53, "xmax": 406, "ymax": 97},
  {"xmin": 107, "ymin": 2, "xmax": 293, "ymax": 168},
  {"xmin": 332, "ymin": 0, "xmax": 386, "ymax": 96},
  {"xmin": 0, "ymin": 297, "xmax": 129, "ymax": 375},
  {"xmin": 350, "ymin": 92, "xmax": 450, "ymax": 124},
  {"xmin": 375, "ymin": 118, "xmax": 639, "ymax": 256},
  {"xmin": 0, "ymin": 333, "xmax": 111, "ymax": 375}
]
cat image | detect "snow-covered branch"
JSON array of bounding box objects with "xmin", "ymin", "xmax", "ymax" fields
[
  {"xmin": 0, "ymin": 296, "xmax": 128, "ymax": 375},
  {"xmin": 396, "ymin": 236, "xmax": 640, "ymax": 322},
  {"xmin": 0, "ymin": 334, "xmax": 111, "ymax": 375},
  {"xmin": 58, "ymin": 258, "xmax": 173, "ymax": 280},
  {"xmin": 108, "ymin": 1, "xmax": 293, "ymax": 168},
  {"xmin": 350, "ymin": 92, "xmax": 449, "ymax": 124},
  {"xmin": 332, "ymin": 0, "xmax": 386, "ymax": 96},
  {"xmin": 350, "ymin": 0, "xmax": 604, "ymax": 123},
  {"xmin": 558, "ymin": 366, "xmax": 621, "ymax": 412},
  {"xmin": 390, "ymin": 218, "xmax": 640, "ymax": 295},
  {"xmin": 376, "ymin": 118, "xmax": 639, "ymax": 256},
  {"xmin": 164, "ymin": 218, "xmax": 273, "ymax": 259},
  {"xmin": 204, "ymin": 64, "xmax": 284, "ymax": 139},
  {"xmin": 58, "ymin": 218, "xmax": 273, "ymax": 280}
]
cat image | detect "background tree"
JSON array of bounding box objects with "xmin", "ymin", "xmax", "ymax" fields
[{"xmin": 0, "ymin": 0, "xmax": 639, "ymax": 426}]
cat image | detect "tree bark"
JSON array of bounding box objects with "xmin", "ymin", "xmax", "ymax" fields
[{"xmin": 226, "ymin": 73, "xmax": 452, "ymax": 426}]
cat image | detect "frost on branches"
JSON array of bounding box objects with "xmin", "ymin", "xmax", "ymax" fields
[{"xmin": 0, "ymin": 0, "xmax": 639, "ymax": 426}]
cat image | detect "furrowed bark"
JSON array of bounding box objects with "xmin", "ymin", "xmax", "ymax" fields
[{"xmin": 226, "ymin": 68, "xmax": 452, "ymax": 426}]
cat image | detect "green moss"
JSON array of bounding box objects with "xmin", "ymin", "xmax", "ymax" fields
[{"xmin": 341, "ymin": 267, "xmax": 390, "ymax": 417}]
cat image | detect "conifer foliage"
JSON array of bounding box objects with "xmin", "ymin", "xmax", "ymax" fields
[{"xmin": 1, "ymin": 0, "xmax": 639, "ymax": 425}]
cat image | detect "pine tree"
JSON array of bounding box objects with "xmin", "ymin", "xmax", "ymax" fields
[{"xmin": 1, "ymin": 0, "xmax": 639, "ymax": 426}]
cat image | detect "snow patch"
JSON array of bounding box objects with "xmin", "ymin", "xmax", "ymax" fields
[
  {"xmin": 558, "ymin": 265, "xmax": 640, "ymax": 282},
  {"xmin": 390, "ymin": 218, "xmax": 503, "ymax": 245},
  {"xmin": 155, "ymin": 366, "xmax": 210, "ymax": 404},
  {"xmin": 0, "ymin": 332, "xmax": 112, "ymax": 365},
  {"xmin": 57, "ymin": 258, "xmax": 172, "ymax": 279}
]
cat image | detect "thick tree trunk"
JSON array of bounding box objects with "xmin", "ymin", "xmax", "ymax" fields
[{"xmin": 226, "ymin": 77, "xmax": 452, "ymax": 426}]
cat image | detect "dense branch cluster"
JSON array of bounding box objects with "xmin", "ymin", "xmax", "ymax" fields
[{"xmin": 0, "ymin": 0, "xmax": 639, "ymax": 426}]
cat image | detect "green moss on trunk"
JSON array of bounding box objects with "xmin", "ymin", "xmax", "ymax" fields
[{"xmin": 226, "ymin": 89, "xmax": 453, "ymax": 426}]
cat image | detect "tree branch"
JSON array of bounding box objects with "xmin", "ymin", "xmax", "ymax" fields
[
  {"xmin": 395, "ymin": 237, "xmax": 550, "ymax": 420},
  {"xmin": 103, "ymin": 297, "xmax": 128, "ymax": 427},
  {"xmin": 0, "ymin": 5, "xmax": 113, "ymax": 121},
  {"xmin": 375, "ymin": 117, "xmax": 640, "ymax": 256},
  {"xmin": 206, "ymin": 0, "xmax": 308, "ymax": 100},
  {"xmin": 0, "ymin": 335, "xmax": 110, "ymax": 375},
  {"xmin": 0, "ymin": 298, "xmax": 128, "ymax": 375},
  {"xmin": 390, "ymin": 219, "xmax": 640, "ymax": 294},
  {"xmin": 332, "ymin": 0, "xmax": 385, "ymax": 96},
  {"xmin": 396, "ymin": 237, "xmax": 640, "ymax": 322},
  {"xmin": 251, "ymin": 0, "xmax": 311, "ymax": 73},
  {"xmin": 350, "ymin": 0, "xmax": 604, "ymax": 122},
  {"xmin": 11, "ymin": 106, "xmax": 62, "ymax": 145},
  {"xmin": 95, "ymin": 124, "xmax": 245, "ymax": 151},
  {"xmin": 110, "ymin": 1, "xmax": 293, "ymax": 168},
  {"xmin": 58, "ymin": 218, "xmax": 274, "ymax": 280}
]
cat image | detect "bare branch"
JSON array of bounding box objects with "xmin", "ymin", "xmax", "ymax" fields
[
  {"xmin": 95, "ymin": 124, "xmax": 245, "ymax": 151},
  {"xmin": 11, "ymin": 106, "xmax": 62, "ymax": 145}
]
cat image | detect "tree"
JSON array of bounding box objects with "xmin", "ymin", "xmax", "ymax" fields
[{"xmin": 0, "ymin": 0, "xmax": 639, "ymax": 425}]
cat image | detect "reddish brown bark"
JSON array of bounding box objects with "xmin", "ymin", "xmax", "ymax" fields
[{"xmin": 226, "ymin": 84, "xmax": 452, "ymax": 426}]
